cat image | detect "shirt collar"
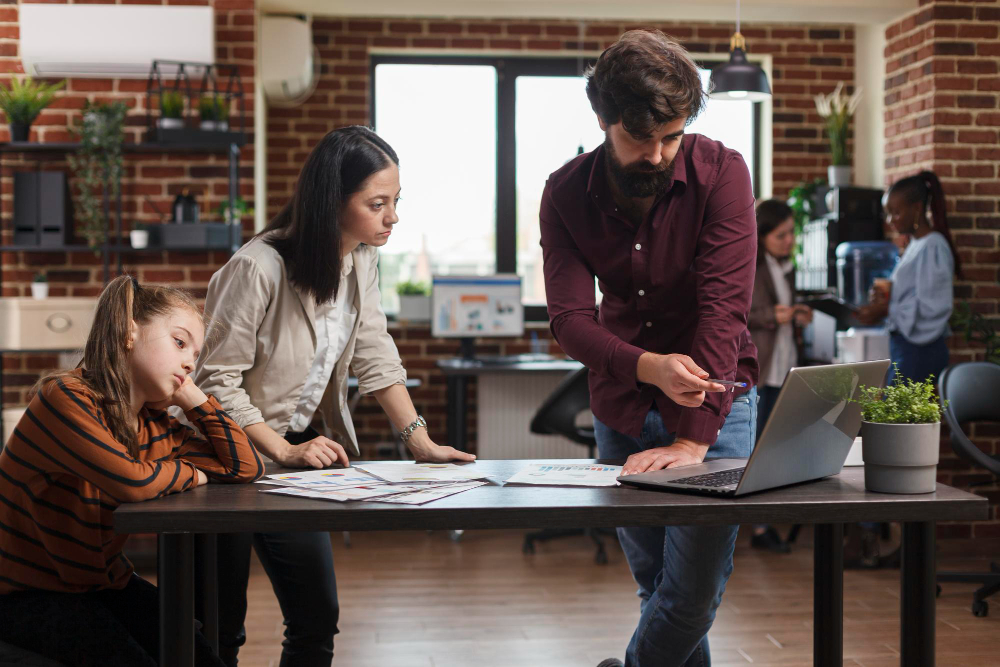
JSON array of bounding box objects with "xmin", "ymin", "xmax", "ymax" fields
[
  {"xmin": 764, "ymin": 251, "xmax": 794, "ymax": 274},
  {"xmin": 341, "ymin": 248, "xmax": 355, "ymax": 277}
]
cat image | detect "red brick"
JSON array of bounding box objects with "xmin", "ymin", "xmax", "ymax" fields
[
  {"xmin": 957, "ymin": 130, "xmax": 998, "ymax": 143},
  {"xmin": 69, "ymin": 79, "xmax": 114, "ymax": 92},
  {"xmin": 507, "ymin": 24, "xmax": 542, "ymax": 36},
  {"xmin": 347, "ymin": 20, "xmax": 384, "ymax": 33},
  {"xmin": 467, "ymin": 23, "xmax": 502, "ymax": 35},
  {"xmin": 526, "ymin": 40, "xmax": 562, "ymax": 50},
  {"xmin": 935, "ymin": 77, "xmax": 975, "ymax": 91},
  {"xmin": 976, "ymin": 113, "xmax": 1000, "ymax": 126},
  {"xmin": 428, "ymin": 22, "xmax": 463, "ymax": 35},
  {"xmin": 958, "ymin": 60, "xmax": 998, "ymax": 75},
  {"xmin": 978, "ymin": 78, "xmax": 1000, "ymax": 92},
  {"xmin": 489, "ymin": 39, "xmax": 524, "ymax": 50},
  {"xmin": 957, "ymin": 95, "xmax": 998, "ymax": 109},
  {"xmin": 388, "ymin": 21, "xmax": 422, "ymax": 34},
  {"xmin": 955, "ymin": 233, "xmax": 997, "ymax": 248}
]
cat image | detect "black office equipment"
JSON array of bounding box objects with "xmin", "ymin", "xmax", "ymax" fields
[
  {"xmin": 13, "ymin": 171, "xmax": 71, "ymax": 247},
  {"xmin": 797, "ymin": 186, "xmax": 885, "ymax": 292},
  {"xmin": 522, "ymin": 366, "xmax": 613, "ymax": 565},
  {"xmin": 937, "ymin": 362, "xmax": 1000, "ymax": 617}
]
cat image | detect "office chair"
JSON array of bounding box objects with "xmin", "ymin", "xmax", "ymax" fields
[
  {"xmin": 937, "ymin": 362, "xmax": 1000, "ymax": 617},
  {"xmin": 522, "ymin": 367, "xmax": 614, "ymax": 565}
]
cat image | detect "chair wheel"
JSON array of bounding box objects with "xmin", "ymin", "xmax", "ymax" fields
[
  {"xmin": 936, "ymin": 584, "xmax": 942, "ymax": 598},
  {"xmin": 972, "ymin": 600, "xmax": 988, "ymax": 617}
]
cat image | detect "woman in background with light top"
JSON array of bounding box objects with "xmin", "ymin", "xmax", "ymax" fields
[{"xmin": 857, "ymin": 170, "xmax": 960, "ymax": 384}]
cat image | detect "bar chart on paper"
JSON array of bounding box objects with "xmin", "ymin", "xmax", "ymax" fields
[{"xmin": 504, "ymin": 463, "xmax": 623, "ymax": 487}]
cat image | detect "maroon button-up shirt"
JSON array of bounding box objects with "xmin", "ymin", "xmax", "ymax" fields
[{"xmin": 539, "ymin": 134, "xmax": 759, "ymax": 446}]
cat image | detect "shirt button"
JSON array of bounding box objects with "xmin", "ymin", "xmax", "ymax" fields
[
  {"xmin": 638, "ymin": 289, "xmax": 645, "ymax": 296},
  {"xmin": 646, "ymin": 321, "xmax": 652, "ymax": 327},
  {"xmin": 635, "ymin": 243, "xmax": 642, "ymax": 250}
]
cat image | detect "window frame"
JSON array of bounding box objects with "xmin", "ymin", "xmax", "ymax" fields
[{"xmin": 370, "ymin": 54, "xmax": 762, "ymax": 322}]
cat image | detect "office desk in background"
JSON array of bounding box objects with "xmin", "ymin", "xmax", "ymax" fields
[
  {"xmin": 114, "ymin": 461, "xmax": 988, "ymax": 667},
  {"xmin": 436, "ymin": 355, "xmax": 584, "ymax": 456}
]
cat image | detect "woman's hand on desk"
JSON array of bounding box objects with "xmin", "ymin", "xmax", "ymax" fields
[
  {"xmin": 278, "ymin": 436, "xmax": 351, "ymax": 469},
  {"xmin": 855, "ymin": 302, "xmax": 888, "ymax": 326},
  {"xmin": 620, "ymin": 438, "xmax": 710, "ymax": 475},
  {"xmin": 406, "ymin": 431, "xmax": 476, "ymax": 463}
]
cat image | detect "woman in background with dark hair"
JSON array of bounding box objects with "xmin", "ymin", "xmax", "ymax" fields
[
  {"xmin": 747, "ymin": 199, "xmax": 811, "ymax": 553},
  {"xmin": 194, "ymin": 126, "xmax": 473, "ymax": 667},
  {"xmin": 857, "ymin": 170, "xmax": 959, "ymax": 384}
]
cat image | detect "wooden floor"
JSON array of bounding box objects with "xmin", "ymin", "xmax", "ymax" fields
[{"xmin": 216, "ymin": 527, "xmax": 997, "ymax": 667}]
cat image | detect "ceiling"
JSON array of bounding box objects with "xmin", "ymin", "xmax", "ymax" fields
[{"xmin": 260, "ymin": 0, "xmax": 919, "ymax": 25}]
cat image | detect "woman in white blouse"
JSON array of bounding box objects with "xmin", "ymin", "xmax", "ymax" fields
[
  {"xmin": 194, "ymin": 126, "xmax": 473, "ymax": 667},
  {"xmin": 858, "ymin": 171, "xmax": 961, "ymax": 384}
]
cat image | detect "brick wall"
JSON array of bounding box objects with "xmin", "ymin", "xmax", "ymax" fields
[
  {"xmin": 883, "ymin": 0, "xmax": 1000, "ymax": 539},
  {"xmin": 0, "ymin": 0, "xmax": 256, "ymax": 408},
  {"xmin": 265, "ymin": 16, "xmax": 857, "ymax": 219}
]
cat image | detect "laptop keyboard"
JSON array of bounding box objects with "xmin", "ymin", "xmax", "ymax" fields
[{"xmin": 672, "ymin": 468, "xmax": 745, "ymax": 488}]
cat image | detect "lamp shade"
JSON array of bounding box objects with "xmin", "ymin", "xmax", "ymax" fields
[{"xmin": 709, "ymin": 46, "xmax": 771, "ymax": 102}]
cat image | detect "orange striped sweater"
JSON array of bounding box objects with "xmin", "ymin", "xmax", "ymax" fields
[{"xmin": 0, "ymin": 371, "xmax": 263, "ymax": 594}]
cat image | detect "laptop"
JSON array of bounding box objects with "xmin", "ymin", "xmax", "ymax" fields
[{"xmin": 617, "ymin": 360, "xmax": 891, "ymax": 497}]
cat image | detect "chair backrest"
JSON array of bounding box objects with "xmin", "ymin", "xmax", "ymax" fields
[
  {"xmin": 530, "ymin": 367, "xmax": 596, "ymax": 450},
  {"xmin": 938, "ymin": 362, "xmax": 1000, "ymax": 476}
]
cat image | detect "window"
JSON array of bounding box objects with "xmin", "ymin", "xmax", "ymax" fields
[{"xmin": 372, "ymin": 56, "xmax": 761, "ymax": 317}]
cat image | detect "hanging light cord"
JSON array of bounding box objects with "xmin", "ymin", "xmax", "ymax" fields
[{"xmin": 736, "ymin": 0, "xmax": 741, "ymax": 35}]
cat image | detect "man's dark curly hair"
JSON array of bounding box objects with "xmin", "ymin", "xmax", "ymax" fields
[{"xmin": 586, "ymin": 30, "xmax": 706, "ymax": 139}]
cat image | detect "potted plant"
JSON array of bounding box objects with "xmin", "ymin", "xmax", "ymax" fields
[
  {"xmin": 198, "ymin": 94, "xmax": 230, "ymax": 131},
  {"xmin": 814, "ymin": 82, "xmax": 862, "ymax": 187},
  {"xmin": 130, "ymin": 222, "xmax": 150, "ymax": 249},
  {"xmin": 215, "ymin": 196, "xmax": 254, "ymax": 224},
  {"xmin": 396, "ymin": 280, "xmax": 431, "ymax": 322},
  {"xmin": 855, "ymin": 368, "xmax": 945, "ymax": 494},
  {"xmin": 67, "ymin": 101, "xmax": 127, "ymax": 250},
  {"xmin": 31, "ymin": 271, "xmax": 48, "ymax": 300},
  {"xmin": 0, "ymin": 77, "xmax": 66, "ymax": 142},
  {"xmin": 158, "ymin": 90, "xmax": 185, "ymax": 130}
]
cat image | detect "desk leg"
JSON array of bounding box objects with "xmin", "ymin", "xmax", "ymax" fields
[
  {"xmin": 901, "ymin": 521, "xmax": 935, "ymax": 667},
  {"xmin": 194, "ymin": 533, "xmax": 219, "ymax": 653},
  {"xmin": 159, "ymin": 532, "xmax": 195, "ymax": 667},
  {"xmin": 813, "ymin": 523, "xmax": 843, "ymax": 667},
  {"xmin": 446, "ymin": 375, "xmax": 469, "ymax": 451}
]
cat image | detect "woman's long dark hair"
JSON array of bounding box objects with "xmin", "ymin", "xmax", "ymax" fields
[
  {"xmin": 755, "ymin": 199, "xmax": 794, "ymax": 264},
  {"xmin": 261, "ymin": 126, "xmax": 399, "ymax": 304},
  {"xmin": 888, "ymin": 170, "xmax": 962, "ymax": 279}
]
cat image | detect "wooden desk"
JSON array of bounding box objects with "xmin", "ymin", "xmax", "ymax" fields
[
  {"xmin": 114, "ymin": 461, "xmax": 987, "ymax": 667},
  {"xmin": 435, "ymin": 357, "xmax": 584, "ymax": 452}
]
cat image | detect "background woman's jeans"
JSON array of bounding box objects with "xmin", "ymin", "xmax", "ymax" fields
[{"xmin": 595, "ymin": 387, "xmax": 757, "ymax": 667}]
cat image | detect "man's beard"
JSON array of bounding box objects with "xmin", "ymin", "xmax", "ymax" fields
[{"xmin": 604, "ymin": 135, "xmax": 675, "ymax": 199}]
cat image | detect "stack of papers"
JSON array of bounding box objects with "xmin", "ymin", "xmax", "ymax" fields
[
  {"xmin": 257, "ymin": 463, "xmax": 489, "ymax": 505},
  {"xmin": 504, "ymin": 463, "xmax": 623, "ymax": 487}
]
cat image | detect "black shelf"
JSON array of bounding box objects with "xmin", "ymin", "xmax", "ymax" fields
[
  {"xmin": 0, "ymin": 244, "xmax": 93, "ymax": 252},
  {"xmin": 0, "ymin": 141, "xmax": 241, "ymax": 154}
]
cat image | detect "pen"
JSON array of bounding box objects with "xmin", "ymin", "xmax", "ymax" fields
[{"xmin": 706, "ymin": 378, "xmax": 747, "ymax": 387}]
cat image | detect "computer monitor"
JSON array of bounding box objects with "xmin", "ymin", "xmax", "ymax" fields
[{"xmin": 431, "ymin": 274, "xmax": 524, "ymax": 356}]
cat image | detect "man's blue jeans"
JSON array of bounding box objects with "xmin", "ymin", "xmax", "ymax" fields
[{"xmin": 595, "ymin": 387, "xmax": 757, "ymax": 667}]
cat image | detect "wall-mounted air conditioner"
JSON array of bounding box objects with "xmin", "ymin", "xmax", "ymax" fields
[
  {"xmin": 262, "ymin": 15, "xmax": 319, "ymax": 107},
  {"xmin": 20, "ymin": 5, "xmax": 214, "ymax": 79}
]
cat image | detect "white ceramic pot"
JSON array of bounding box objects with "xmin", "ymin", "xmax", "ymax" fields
[
  {"xmin": 200, "ymin": 120, "xmax": 217, "ymax": 131},
  {"xmin": 828, "ymin": 165, "xmax": 852, "ymax": 187},
  {"xmin": 860, "ymin": 421, "xmax": 940, "ymax": 494},
  {"xmin": 397, "ymin": 295, "xmax": 431, "ymax": 322},
  {"xmin": 30, "ymin": 282, "xmax": 48, "ymax": 300},
  {"xmin": 158, "ymin": 117, "xmax": 184, "ymax": 130},
  {"xmin": 130, "ymin": 230, "xmax": 149, "ymax": 249}
]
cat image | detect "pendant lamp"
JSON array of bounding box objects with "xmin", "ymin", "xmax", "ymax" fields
[{"xmin": 709, "ymin": 0, "xmax": 772, "ymax": 101}]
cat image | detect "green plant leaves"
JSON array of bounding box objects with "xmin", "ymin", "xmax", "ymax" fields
[
  {"xmin": 0, "ymin": 76, "xmax": 66, "ymax": 126},
  {"xmin": 853, "ymin": 364, "xmax": 944, "ymax": 424},
  {"xmin": 67, "ymin": 101, "xmax": 127, "ymax": 251}
]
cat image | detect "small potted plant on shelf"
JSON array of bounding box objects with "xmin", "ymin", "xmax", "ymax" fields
[
  {"xmin": 855, "ymin": 367, "xmax": 944, "ymax": 494},
  {"xmin": 158, "ymin": 90, "xmax": 185, "ymax": 130},
  {"xmin": 396, "ymin": 280, "xmax": 431, "ymax": 322},
  {"xmin": 31, "ymin": 271, "xmax": 48, "ymax": 300},
  {"xmin": 814, "ymin": 82, "xmax": 862, "ymax": 188},
  {"xmin": 130, "ymin": 223, "xmax": 150, "ymax": 249},
  {"xmin": 0, "ymin": 76, "xmax": 66, "ymax": 142},
  {"xmin": 198, "ymin": 94, "xmax": 230, "ymax": 132},
  {"xmin": 216, "ymin": 196, "xmax": 254, "ymax": 224},
  {"xmin": 68, "ymin": 101, "xmax": 127, "ymax": 250}
]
